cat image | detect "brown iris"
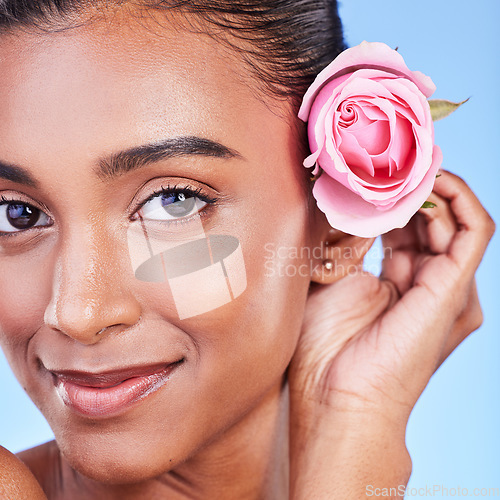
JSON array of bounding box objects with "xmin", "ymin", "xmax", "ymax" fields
[{"xmin": 6, "ymin": 203, "xmax": 41, "ymax": 229}]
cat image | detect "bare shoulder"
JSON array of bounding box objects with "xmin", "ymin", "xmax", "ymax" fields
[
  {"xmin": 16, "ymin": 440, "xmax": 61, "ymax": 492},
  {"xmin": 0, "ymin": 445, "xmax": 47, "ymax": 499}
]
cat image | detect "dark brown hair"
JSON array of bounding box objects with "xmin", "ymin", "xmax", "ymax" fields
[{"xmin": 0, "ymin": 0, "xmax": 346, "ymax": 105}]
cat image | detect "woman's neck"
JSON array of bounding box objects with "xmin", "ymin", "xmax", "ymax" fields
[
  {"xmin": 167, "ymin": 380, "xmax": 290, "ymax": 499},
  {"xmin": 30, "ymin": 379, "xmax": 290, "ymax": 500}
]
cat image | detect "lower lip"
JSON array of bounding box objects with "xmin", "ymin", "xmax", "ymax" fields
[{"xmin": 54, "ymin": 364, "xmax": 180, "ymax": 418}]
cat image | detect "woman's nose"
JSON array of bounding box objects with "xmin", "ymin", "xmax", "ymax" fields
[{"xmin": 44, "ymin": 228, "xmax": 142, "ymax": 344}]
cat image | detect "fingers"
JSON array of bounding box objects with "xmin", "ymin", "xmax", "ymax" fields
[
  {"xmin": 380, "ymin": 216, "xmax": 423, "ymax": 295},
  {"xmin": 416, "ymin": 189, "xmax": 457, "ymax": 254},
  {"xmin": 378, "ymin": 171, "xmax": 492, "ymax": 367},
  {"xmin": 380, "ymin": 250, "xmax": 432, "ymax": 297},
  {"xmin": 437, "ymin": 279, "xmax": 484, "ymax": 367},
  {"xmin": 381, "ymin": 217, "xmax": 420, "ymax": 253},
  {"xmin": 381, "ymin": 170, "xmax": 494, "ymax": 297},
  {"xmin": 431, "ymin": 170, "xmax": 495, "ymax": 275}
]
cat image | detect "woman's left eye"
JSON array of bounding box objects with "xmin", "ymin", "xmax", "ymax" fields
[
  {"xmin": 0, "ymin": 201, "xmax": 52, "ymax": 233},
  {"xmin": 137, "ymin": 191, "xmax": 207, "ymax": 221}
]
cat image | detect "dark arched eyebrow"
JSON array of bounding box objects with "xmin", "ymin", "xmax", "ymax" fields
[
  {"xmin": 0, "ymin": 162, "xmax": 38, "ymax": 187},
  {"xmin": 0, "ymin": 136, "xmax": 243, "ymax": 187},
  {"xmin": 0, "ymin": 137, "xmax": 241, "ymax": 187},
  {"xmin": 97, "ymin": 136, "xmax": 243, "ymax": 180}
]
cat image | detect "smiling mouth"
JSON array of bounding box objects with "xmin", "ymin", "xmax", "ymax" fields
[{"xmin": 51, "ymin": 360, "xmax": 184, "ymax": 418}]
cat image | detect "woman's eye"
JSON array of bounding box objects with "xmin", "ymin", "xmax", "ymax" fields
[
  {"xmin": 0, "ymin": 202, "xmax": 52, "ymax": 233},
  {"xmin": 138, "ymin": 192, "xmax": 207, "ymax": 221}
]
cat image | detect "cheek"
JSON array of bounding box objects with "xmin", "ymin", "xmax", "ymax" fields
[
  {"xmin": 0, "ymin": 244, "xmax": 54, "ymax": 376},
  {"xmin": 188, "ymin": 165, "xmax": 313, "ymax": 376},
  {"xmin": 137, "ymin": 158, "xmax": 313, "ymax": 418},
  {"xmin": 207, "ymin": 140, "xmax": 313, "ymax": 370}
]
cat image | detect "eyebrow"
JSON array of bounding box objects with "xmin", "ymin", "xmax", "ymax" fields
[
  {"xmin": 0, "ymin": 161, "xmax": 38, "ymax": 187},
  {"xmin": 98, "ymin": 136, "xmax": 243, "ymax": 180}
]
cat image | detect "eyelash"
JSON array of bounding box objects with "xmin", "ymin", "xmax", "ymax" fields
[
  {"xmin": 133, "ymin": 183, "xmax": 218, "ymax": 223},
  {"xmin": 0, "ymin": 182, "xmax": 218, "ymax": 240}
]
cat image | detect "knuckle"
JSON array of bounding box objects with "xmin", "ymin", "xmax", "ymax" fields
[
  {"xmin": 469, "ymin": 305, "xmax": 484, "ymax": 333},
  {"xmin": 443, "ymin": 170, "xmax": 468, "ymax": 191},
  {"xmin": 486, "ymin": 214, "xmax": 496, "ymax": 239},
  {"xmin": 479, "ymin": 212, "xmax": 496, "ymax": 240},
  {"xmin": 452, "ymin": 172, "xmax": 467, "ymax": 188}
]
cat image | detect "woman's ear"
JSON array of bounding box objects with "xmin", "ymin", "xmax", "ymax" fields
[{"xmin": 309, "ymin": 209, "xmax": 376, "ymax": 285}]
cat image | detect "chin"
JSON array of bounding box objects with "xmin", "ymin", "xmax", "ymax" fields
[{"xmin": 57, "ymin": 434, "xmax": 180, "ymax": 485}]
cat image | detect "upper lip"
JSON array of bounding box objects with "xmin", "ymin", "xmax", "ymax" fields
[{"xmin": 49, "ymin": 360, "xmax": 184, "ymax": 388}]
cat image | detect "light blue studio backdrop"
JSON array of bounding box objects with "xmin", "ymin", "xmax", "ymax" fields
[
  {"xmin": 0, "ymin": 0, "xmax": 499, "ymax": 495},
  {"xmin": 342, "ymin": 0, "xmax": 500, "ymax": 496}
]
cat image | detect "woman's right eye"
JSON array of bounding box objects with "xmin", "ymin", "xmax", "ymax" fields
[{"xmin": 0, "ymin": 201, "xmax": 52, "ymax": 233}]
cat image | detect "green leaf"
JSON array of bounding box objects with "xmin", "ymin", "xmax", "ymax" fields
[
  {"xmin": 421, "ymin": 201, "xmax": 437, "ymax": 209},
  {"xmin": 429, "ymin": 98, "xmax": 469, "ymax": 122}
]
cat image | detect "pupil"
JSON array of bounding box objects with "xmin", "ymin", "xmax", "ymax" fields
[
  {"xmin": 162, "ymin": 193, "xmax": 195, "ymax": 217},
  {"xmin": 6, "ymin": 203, "xmax": 40, "ymax": 229}
]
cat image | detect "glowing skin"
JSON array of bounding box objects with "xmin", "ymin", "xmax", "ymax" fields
[
  {"xmin": 0, "ymin": 10, "xmax": 321, "ymax": 499},
  {"xmin": 0, "ymin": 446, "xmax": 46, "ymax": 500}
]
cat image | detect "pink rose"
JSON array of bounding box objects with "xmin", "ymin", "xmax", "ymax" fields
[{"xmin": 298, "ymin": 41, "xmax": 442, "ymax": 237}]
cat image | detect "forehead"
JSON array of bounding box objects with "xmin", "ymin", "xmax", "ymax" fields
[{"xmin": 0, "ymin": 11, "xmax": 268, "ymax": 168}]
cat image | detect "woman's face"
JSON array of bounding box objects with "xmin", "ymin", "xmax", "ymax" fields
[{"xmin": 0, "ymin": 11, "xmax": 316, "ymax": 482}]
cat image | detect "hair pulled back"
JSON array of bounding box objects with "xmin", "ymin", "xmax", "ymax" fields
[{"xmin": 0, "ymin": 0, "xmax": 346, "ymax": 104}]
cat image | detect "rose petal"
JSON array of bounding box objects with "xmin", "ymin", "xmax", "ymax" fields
[
  {"xmin": 347, "ymin": 117, "xmax": 391, "ymax": 155},
  {"xmin": 300, "ymin": 42, "xmax": 440, "ymax": 237},
  {"xmin": 336, "ymin": 131, "xmax": 375, "ymax": 177},
  {"xmin": 387, "ymin": 115, "xmax": 415, "ymax": 171},
  {"xmin": 381, "ymin": 78, "xmax": 430, "ymax": 126},
  {"xmin": 299, "ymin": 41, "xmax": 436, "ymax": 121},
  {"xmin": 312, "ymin": 145, "xmax": 442, "ymax": 237}
]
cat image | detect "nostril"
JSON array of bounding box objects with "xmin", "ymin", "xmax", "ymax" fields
[
  {"xmin": 96, "ymin": 324, "xmax": 123, "ymax": 336},
  {"xmin": 44, "ymin": 274, "xmax": 142, "ymax": 343}
]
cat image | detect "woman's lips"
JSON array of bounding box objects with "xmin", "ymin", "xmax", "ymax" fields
[{"xmin": 51, "ymin": 361, "xmax": 183, "ymax": 418}]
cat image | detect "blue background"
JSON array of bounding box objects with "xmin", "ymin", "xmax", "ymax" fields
[
  {"xmin": 1, "ymin": 0, "xmax": 499, "ymax": 496},
  {"xmin": 341, "ymin": 0, "xmax": 500, "ymax": 496}
]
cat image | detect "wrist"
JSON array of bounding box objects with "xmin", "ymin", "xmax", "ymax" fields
[
  {"xmin": 290, "ymin": 394, "xmax": 409, "ymax": 458},
  {"xmin": 289, "ymin": 373, "xmax": 412, "ymax": 433},
  {"xmin": 289, "ymin": 414, "xmax": 412, "ymax": 499},
  {"xmin": 289, "ymin": 385, "xmax": 412, "ymax": 499}
]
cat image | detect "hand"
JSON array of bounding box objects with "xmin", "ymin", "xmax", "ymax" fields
[
  {"xmin": 288, "ymin": 171, "xmax": 495, "ymax": 498},
  {"xmin": 291, "ymin": 170, "xmax": 494, "ymax": 417}
]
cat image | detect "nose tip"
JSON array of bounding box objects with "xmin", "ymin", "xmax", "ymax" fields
[
  {"xmin": 44, "ymin": 292, "xmax": 142, "ymax": 345},
  {"xmin": 44, "ymin": 229, "xmax": 142, "ymax": 344}
]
